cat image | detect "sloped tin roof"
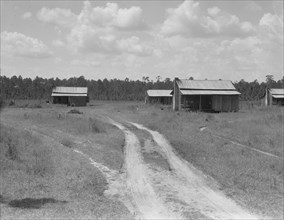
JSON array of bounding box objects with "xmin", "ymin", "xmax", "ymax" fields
[
  {"xmin": 270, "ymin": 88, "xmax": 284, "ymax": 95},
  {"xmin": 147, "ymin": 90, "xmax": 172, "ymax": 97},
  {"xmin": 272, "ymin": 95, "xmax": 284, "ymax": 98},
  {"xmin": 181, "ymin": 90, "xmax": 240, "ymax": 95},
  {"xmin": 177, "ymin": 79, "xmax": 237, "ymax": 90},
  {"xmin": 52, "ymin": 93, "xmax": 87, "ymax": 97},
  {"xmin": 52, "ymin": 87, "xmax": 88, "ymax": 96}
]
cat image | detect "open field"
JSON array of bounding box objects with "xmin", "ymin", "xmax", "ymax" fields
[
  {"xmin": 0, "ymin": 104, "xmax": 132, "ymax": 219},
  {"xmin": 94, "ymin": 101, "xmax": 283, "ymax": 218},
  {"xmin": 0, "ymin": 100, "xmax": 283, "ymax": 219}
]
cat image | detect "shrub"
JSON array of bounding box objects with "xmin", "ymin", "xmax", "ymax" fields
[
  {"xmin": 9, "ymin": 100, "xmax": 15, "ymax": 106},
  {"xmin": 61, "ymin": 139, "xmax": 74, "ymax": 148},
  {"xmin": 68, "ymin": 109, "xmax": 83, "ymax": 114},
  {"xmin": 5, "ymin": 137, "xmax": 18, "ymax": 161}
]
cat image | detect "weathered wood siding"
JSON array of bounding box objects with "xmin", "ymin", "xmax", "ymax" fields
[
  {"xmin": 212, "ymin": 95, "xmax": 239, "ymax": 112},
  {"xmin": 69, "ymin": 96, "xmax": 87, "ymax": 106}
]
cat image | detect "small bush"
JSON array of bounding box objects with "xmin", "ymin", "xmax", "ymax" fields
[
  {"xmin": 68, "ymin": 109, "xmax": 83, "ymax": 114},
  {"xmin": 5, "ymin": 137, "xmax": 18, "ymax": 161},
  {"xmin": 9, "ymin": 100, "xmax": 15, "ymax": 106},
  {"xmin": 61, "ymin": 139, "xmax": 74, "ymax": 148}
]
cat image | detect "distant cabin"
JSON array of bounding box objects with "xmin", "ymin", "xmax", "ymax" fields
[
  {"xmin": 172, "ymin": 78, "xmax": 240, "ymax": 112},
  {"xmin": 51, "ymin": 87, "xmax": 88, "ymax": 107},
  {"xmin": 264, "ymin": 88, "xmax": 284, "ymax": 106},
  {"xmin": 146, "ymin": 90, "xmax": 172, "ymax": 105}
]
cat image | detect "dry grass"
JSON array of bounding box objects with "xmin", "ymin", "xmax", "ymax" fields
[
  {"xmin": 2, "ymin": 101, "xmax": 281, "ymax": 217},
  {"xmin": 105, "ymin": 102, "xmax": 283, "ymax": 218},
  {"xmin": 0, "ymin": 121, "xmax": 131, "ymax": 219},
  {"xmin": 0, "ymin": 125, "xmax": 55, "ymax": 177},
  {"xmin": 1, "ymin": 104, "xmax": 126, "ymax": 171}
]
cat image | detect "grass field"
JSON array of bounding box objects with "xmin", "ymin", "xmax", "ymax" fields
[
  {"xmin": 100, "ymin": 101, "xmax": 283, "ymax": 218},
  {"xmin": 0, "ymin": 103, "xmax": 131, "ymax": 219},
  {"xmin": 1, "ymin": 100, "xmax": 283, "ymax": 218}
]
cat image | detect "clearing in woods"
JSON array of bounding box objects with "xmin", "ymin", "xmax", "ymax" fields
[{"xmin": 1, "ymin": 104, "xmax": 281, "ymax": 219}]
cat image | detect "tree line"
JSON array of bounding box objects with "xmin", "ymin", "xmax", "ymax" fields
[{"xmin": 0, "ymin": 75, "xmax": 283, "ymax": 102}]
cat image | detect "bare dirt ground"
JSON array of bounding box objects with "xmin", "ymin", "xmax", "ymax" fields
[{"xmin": 109, "ymin": 119, "xmax": 180, "ymax": 219}]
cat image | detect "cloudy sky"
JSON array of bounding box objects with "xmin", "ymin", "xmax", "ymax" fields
[{"xmin": 1, "ymin": 0, "xmax": 283, "ymax": 82}]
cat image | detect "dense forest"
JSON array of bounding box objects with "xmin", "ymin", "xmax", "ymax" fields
[{"xmin": 0, "ymin": 75, "xmax": 283, "ymax": 102}]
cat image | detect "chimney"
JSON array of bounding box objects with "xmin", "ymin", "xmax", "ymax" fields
[{"xmin": 173, "ymin": 77, "xmax": 181, "ymax": 111}]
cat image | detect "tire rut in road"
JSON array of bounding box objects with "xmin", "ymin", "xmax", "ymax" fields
[{"xmin": 131, "ymin": 122, "xmax": 261, "ymax": 220}]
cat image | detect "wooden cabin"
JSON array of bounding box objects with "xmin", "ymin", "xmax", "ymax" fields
[
  {"xmin": 52, "ymin": 87, "xmax": 88, "ymax": 107},
  {"xmin": 264, "ymin": 88, "xmax": 284, "ymax": 106},
  {"xmin": 172, "ymin": 78, "xmax": 240, "ymax": 112},
  {"xmin": 146, "ymin": 90, "xmax": 172, "ymax": 105}
]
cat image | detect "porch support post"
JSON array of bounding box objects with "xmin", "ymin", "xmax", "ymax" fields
[{"xmin": 199, "ymin": 95, "xmax": 202, "ymax": 111}]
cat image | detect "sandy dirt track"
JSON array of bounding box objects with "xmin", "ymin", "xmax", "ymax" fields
[
  {"xmin": 109, "ymin": 119, "xmax": 180, "ymax": 219},
  {"xmin": 131, "ymin": 122, "xmax": 261, "ymax": 220}
]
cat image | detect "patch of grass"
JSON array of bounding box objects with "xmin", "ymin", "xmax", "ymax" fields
[
  {"xmin": 89, "ymin": 117, "xmax": 107, "ymax": 133},
  {"xmin": 0, "ymin": 125, "xmax": 55, "ymax": 177},
  {"xmin": 5, "ymin": 99, "xmax": 47, "ymax": 109}
]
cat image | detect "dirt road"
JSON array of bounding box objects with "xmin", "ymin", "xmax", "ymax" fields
[
  {"xmin": 130, "ymin": 122, "xmax": 261, "ymax": 220},
  {"xmin": 110, "ymin": 119, "xmax": 179, "ymax": 219}
]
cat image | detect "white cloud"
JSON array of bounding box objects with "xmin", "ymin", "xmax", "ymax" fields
[
  {"xmin": 117, "ymin": 36, "xmax": 153, "ymax": 56},
  {"xmin": 114, "ymin": 5, "xmax": 145, "ymax": 30},
  {"xmin": 161, "ymin": 0, "xmax": 255, "ymax": 38},
  {"xmin": 37, "ymin": 1, "xmax": 150, "ymax": 56},
  {"xmin": 37, "ymin": 7, "xmax": 77, "ymax": 28},
  {"xmin": 38, "ymin": 1, "xmax": 146, "ymax": 31},
  {"xmin": 52, "ymin": 39, "xmax": 65, "ymax": 47},
  {"xmin": 207, "ymin": 7, "xmax": 221, "ymax": 17},
  {"xmin": 22, "ymin": 12, "xmax": 32, "ymax": 19},
  {"xmin": 259, "ymin": 13, "xmax": 283, "ymax": 40},
  {"xmin": 1, "ymin": 31, "xmax": 53, "ymax": 58},
  {"xmin": 77, "ymin": 1, "xmax": 146, "ymax": 30}
]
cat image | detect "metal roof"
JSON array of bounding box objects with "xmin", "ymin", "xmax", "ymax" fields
[
  {"xmin": 52, "ymin": 87, "xmax": 87, "ymax": 94},
  {"xmin": 176, "ymin": 79, "xmax": 237, "ymax": 90},
  {"xmin": 180, "ymin": 90, "xmax": 240, "ymax": 95},
  {"xmin": 51, "ymin": 87, "xmax": 88, "ymax": 97},
  {"xmin": 51, "ymin": 93, "xmax": 87, "ymax": 97},
  {"xmin": 147, "ymin": 90, "xmax": 172, "ymax": 97},
  {"xmin": 272, "ymin": 94, "xmax": 284, "ymax": 98},
  {"xmin": 269, "ymin": 88, "xmax": 284, "ymax": 95}
]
